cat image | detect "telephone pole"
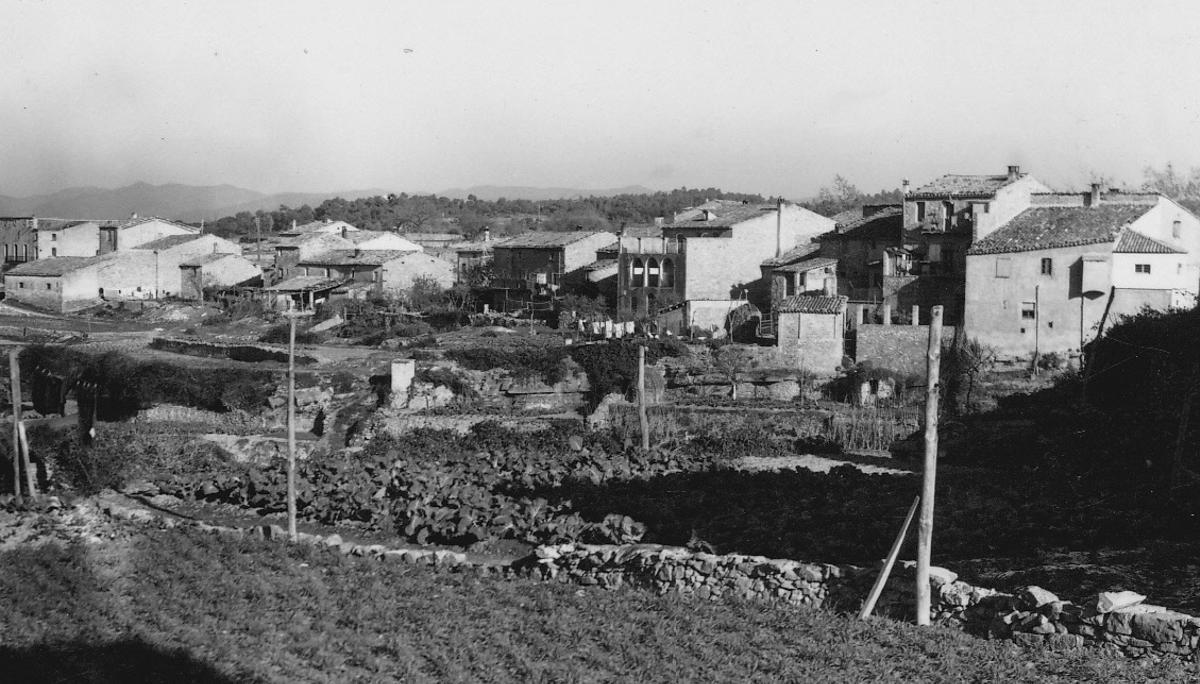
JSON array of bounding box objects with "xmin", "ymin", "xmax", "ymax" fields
[{"xmin": 283, "ymin": 301, "xmax": 314, "ymax": 541}]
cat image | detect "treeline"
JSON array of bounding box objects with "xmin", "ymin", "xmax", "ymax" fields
[{"xmin": 205, "ymin": 187, "xmax": 767, "ymax": 239}]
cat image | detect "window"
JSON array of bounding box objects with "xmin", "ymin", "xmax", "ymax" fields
[
  {"xmin": 1021, "ymin": 302, "xmax": 1036, "ymax": 320},
  {"xmin": 631, "ymin": 258, "xmax": 644, "ymax": 287},
  {"xmin": 1135, "ymin": 264, "xmax": 1151, "ymax": 274},
  {"xmin": 646, "ymin": 258, "xmax": 660, "ymax": 287},
  {"xmin": 916, "ymin": 202, "xmax": 926, "ymax": 221},
  {"xmin": 44, "ymin": 283, "xmax": 50, "ymax": 290},
  {"xmin": 1040, "ymin": 258, "xmax": 1053, "ymax": 276},
  {"xmin": 660, "ymin": 259, "xmax": 674, "ymax": 288},
  {"xmin": 1174, "ymin": 220, "xmax": 1182, "ymax": 239},
  {"xmin": 995, "ymin": 257, "xmax": 1011, "ymax": 278},
  {"xmin": 17, "ymin": 282, "xmax": 24, "ymax": 289},
  {"xmin": 50, "ymin": 233, "xmax": 57, "ymax": 242}
]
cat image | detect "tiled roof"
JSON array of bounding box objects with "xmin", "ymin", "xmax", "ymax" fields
[
  {"xmin": 276, "ymin": 232, "xmax": 350, "ymax": 249},
  {"xmin": 6, "ymin": 256, "xmax": 96, "ymax": 277},
  {"xmin": 403, "ymin": 232, "xmax": 460, "ymax": 242},
  {"xmin": 669, "ymin": 203, "xmax": 776, "ymax": 229},
  {"xmin": 292, "ymin": 220, "xmax": 356, "ymax": 234},
  {"xmin": 908, "ymin": 174, "xmax": 1021, "ymax": 198},
  {"xmin": 121, "ymin": 216, "xmax": 199, "ymax": 232},
  {"xmin": 498, "ymin": 231, "xmax": 609, "ymax": 248},
  {"xmin": 774, "ymin": 257, "xmax": 838, "ymax": 274},
  {"xmin": 618, "ymin": 224, "xmax": 664, "ymax": 238},
  {"xmin": 179, "ymin": 253, "xmax": 243, "ymax": 268},
  {"xmin": 827, "ymin": 206, "xmax": 903, "ymax": 241},
  {"xmin": 1114, "ymin": 229, "xmax": 1185, "ymax": 254},
  {"xmin": 133, "ymin": 234, "xmax": 206, "ymax": 251},
  {"xmin": 967, "ymin": 204, "xmax": 1154, "ymax": 255},
  {"xmin": 776, "ymin": 294, "xmax": 848, "ymax": 314},
  {"xmin": 761, "ymin": 242, "xmax": 821, "ymax": 267},
  {"xmin": 583, "ymin": 259, "xmax": 617, "ymax": 272},
  {"xmin": 298, "ymin": 249, "xmax": 416, "ymax": 267},
  {"xmin": 264, "ymin": 275, "xmax": 348, "ymax": 292}
]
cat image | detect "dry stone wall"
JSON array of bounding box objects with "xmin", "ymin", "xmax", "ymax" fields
[{"xmin": 103, "ymin": 490, "xmax": 1200, "ymax": 661}]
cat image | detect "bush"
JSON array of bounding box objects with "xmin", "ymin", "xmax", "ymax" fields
[
  {"xmin": 394, "ymin": 322, "xmax": 434, "ymax": 338},
  {"xmin": 569, "ymin": 339, "xmax": 689, "ymax": 407},
  {"xmin": 446, "ymin": 346, "xmax": 572, "ymax": 385}
]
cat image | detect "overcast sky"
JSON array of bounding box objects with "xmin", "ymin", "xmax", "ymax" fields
[{"xmin": 4, "ymin": 0, "xmax": 1200, "ymax": 198}]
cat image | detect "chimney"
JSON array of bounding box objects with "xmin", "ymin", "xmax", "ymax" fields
[
  {"xmin": 130, "ymin": 211, "xmax": 138, "ymax": 219},
  {"xmin": 1007, "ymin": 165, "xmax": 1020, "ymax": 181},
  {"xmin": 654, "ymin": 216, "xmax": 664, "ymax": 227},
  {"xmin": 292, "ymin": 219, "xmax": 297, "ymax": 230},
  {"xmin": 775, "ymin": 198, "xmax": 785, "ymax": 258},
  {"xmin": 1089, "ymin": 182, "xmax": 1102, "ymax": 207},
  {"xmin": 901, "ymin": 179, "xmax": 910, "ymax": 197}
]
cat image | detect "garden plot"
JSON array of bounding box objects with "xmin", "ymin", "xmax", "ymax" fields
[{"xmin": 736, "ymin": 453, "xmax": 912, "ymax": 476}]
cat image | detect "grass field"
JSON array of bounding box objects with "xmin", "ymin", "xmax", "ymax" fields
[{"xmin": 1, "ymin": 526, "xmax": 1195, "ymax": 683}]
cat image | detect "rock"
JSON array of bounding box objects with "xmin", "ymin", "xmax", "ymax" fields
[
  {"xmin": 567, "ymin": 435, "xmax": 584, "ymax": 452},
  {"xmin": 928, "ymin": 566, "xmax": 958, "ymax": 587},
  {"xmin": 322, "ymin": 534, "xmax": 344, "ymax": 547},
  {"xmin": 310, "ymin": 315, "xmax": 343, "ymax": 333},
  {"xmin": 268, "ymin": 395, "xmax": 287, "ymax": 409},
  {"xmin": 1016, "ymin": 586, "xmax": 1060, "ymax": 610},
  {"xmin": 121, "ymin": 480, "xmax": 159, "ymax": 496},
  {"xmin": 1046, "ymin": 633, "xmax": 1084, "ymax": 650},
  {"xmin": 1096, "ymin": 590, "xmax": 1146, "ymax": 614}
]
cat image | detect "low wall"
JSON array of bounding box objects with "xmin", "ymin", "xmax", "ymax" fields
[
  {"xmin": 102, "ymin": 493, "xmax": 1200, "ymax": 661},
  {"xmin": 150, "ymin": 337, "xmax": 317, "ymax": 365},
  {"xmin": 855, "ymin": 324, "xmax": 957, "ymax": 377}
]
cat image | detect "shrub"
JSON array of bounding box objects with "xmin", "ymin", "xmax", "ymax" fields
[
  {"xmin": 446, "ymin": 346, "xmax": 572, "ymax": 385},
  {"xmin": 394, "ymin": 322, "xmax": 434, "ymax": 338},
  {"xmin": 259, "ymin": 324, "xmax": 321, "ymax": 345}
]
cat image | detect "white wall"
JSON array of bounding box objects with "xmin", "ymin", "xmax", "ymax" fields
[{"xmin": 38, "ymin": 222, "xmax": 100, "ymax": 258}]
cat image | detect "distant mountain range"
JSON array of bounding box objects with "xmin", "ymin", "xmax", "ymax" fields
[
  {"xmin": 439, "ymin": 185, "xmax": 654, "ymax": 201},
  {"xmin": 0, "ymin": 182, "xmax": 661, "ymax": 223},
  {"xmin": 0, "ymin": 182, "xmax": 388, "ymax": 223}
]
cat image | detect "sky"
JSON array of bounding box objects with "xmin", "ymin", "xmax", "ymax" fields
[{"xmin": 4, "ymin": 0, "xmax": 1200, "ymax": 199}]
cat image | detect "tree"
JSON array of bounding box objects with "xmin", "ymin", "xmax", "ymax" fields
[
  {"xmin": 804, "ymin": 175, "xmax": 864, "ymax": 217},
  {"xmin": 1143, "ymin": 163, "xmax": 1200, "ymax": 214},
  {"xmin": 713, "ymin": 345, "xmax": 756, "ymax": 400}
]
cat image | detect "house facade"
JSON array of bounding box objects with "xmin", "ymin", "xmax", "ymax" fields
[
  {"xmin": 131, "ymin": 233, "xmax": 243, "ymax": 297},
  {"xmin": 99, "ymin": 217, "xmax": 198, "ymax": 254},
  {"xmin": 816, "ymin": 205, "xmax": 903, "ymax": 301},
  {"xmin": 887, "ymin": 167, "xmax": 1052, "ymax": 324},
  {"xmin": 179, "ymin": 253, "xmax": 262, "ymax": 300},
  {"xmin": 297, "ymin": 249, "xmax": 454, "ymax": 296},
  {"xmin": 964, "ymin": 188, "xmax": 1200, "ymax": 358},
  {"xmin": 491, "ymin": 231, "xmax": 615, "ymax": 293},
  {"xmin": 617, "ymin": 200, "xmax": 834, "ymax": 322},
  {"xmin": 774, "ymin": 294, "xmax": 848, "ymax": 375}
]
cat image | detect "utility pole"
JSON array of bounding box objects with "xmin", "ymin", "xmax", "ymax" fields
[
  {"xmin": 255, "ymin": 215, "xmax": 262, "ymax": 266},
  {"xmin": 1033, "ymin": 284, "xmax": 1041, "ymax": 374},
  {"xmin": 284, "ymin": 302, "xmax": 314, "ymax": 542},
  {"xmin": 9, "ymin": 351, "xmax": 20, "ymax": 501},
  {"xmin": 638, "ymin": 344, "xmax": 649, "ymax": 450},
  {"xmin": 915, "ymin": 305, "xmax": 943, "ymax": 626}
]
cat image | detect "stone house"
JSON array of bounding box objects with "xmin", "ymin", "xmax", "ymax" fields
[
  {"xmin": 99, "ymin": 217, "xmax": 198, "ymax": 254},
  {"xmin": 179, "ymin": 253, "xmax": 263, "ymax": 300},
  {"xmin": 491, "ymin": 231, "xmax": 615, "ymax": 294},
  {"xmin": 130, "ymin": 233, "xmax": 243, "ymax": 297},
  {"xmin": 35, "ymin": 219, "xmax": 124, "ymax": 258},
  {"xmin": 963, "ymin": 187, "xmax": 1200, "ymax": 358},
  {"xmin": 618, "ymin": 200, "xmax": 834, "ymax": 332},
  {"xmin": 274, "ymin": 232, "xmax": 356, "ymax": 277},
  {"xmin": 774, "ymin": 294, "xmax": 848, "ymax": 375},
  {"xmin": 0, "ymin": 217, "xmax": 46, "ymax": 264},
  {"xmin": 297, "ymin": 249, "xmax": 455, "ymax": 296},
  {"xmin": 890, "ymin": 167, "xmax": 1052, "ymax": 324},
  {"xmin": 816, "ymin": 205, "xmax": 903, "ymax": 301},
  {"xmin": 280, "ymin": 219, "xmax": 358, "ymax": 238}
]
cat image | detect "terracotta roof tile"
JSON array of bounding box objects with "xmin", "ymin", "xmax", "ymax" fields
[
  {"xmin": 497, "ymin": 231, "xmax": 610, "ymax": 248},
  {"xmin": 909, "ymin": 174, "xmax": 1020, "ymax": 198},
  {"xmin": 761, "ymin": 242, "xmax": 821, "ymax": 267},
  {"xmin": 774, "ymin": 257, "xmax": 838, "ymax": 274},
  {"xmin": 776, "ymin": 294, "xmax": 847, "ymax": 314},
  {"xmin": 967, "ymin": 204, "xmax": 1154, "ymax": 255},
  {"xmin": 1113, "ymin": 229, "xmax": 1185, "ymax": 254}
]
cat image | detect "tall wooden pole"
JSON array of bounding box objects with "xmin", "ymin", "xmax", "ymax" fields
[
  {"xmin": 18, "ymin": 420, "xmax": 33, "ymax": 497},
  {"xmin": 9, "ymin": 350, "xmax": 21, "ymax": 500},
  {"xmin": 915, "ymin": 305, "xmax": 943, "ymax": 626},
  {"xmin": 859, "ymin": 495, "xmax": 920, "ymax": 620},
  {"xmin": 286, "ymin": 307, "xmax": 298, "ymax": 542},
  {"xmin": 638, "ymin": 345, "xmax": 649, "ymax": 450}
]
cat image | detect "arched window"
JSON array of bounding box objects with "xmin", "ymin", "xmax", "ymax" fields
[
  {"xmin": 660, "ymin": 259, "xmax": 674, "ymax": 288},
  {"xmin": 631, "ymin": 258, "xmax": 645, "ymax": 287},
  {"xmin": 647, "ymin": 258, "xmax": 660, "ymax": 287}
]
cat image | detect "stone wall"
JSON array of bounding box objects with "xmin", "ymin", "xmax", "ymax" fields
[
  {"xmin": 855, "ymin": 324, "xmax": 957, "ymax": 378},
  {"xmin": 150, "ymin": 337, "xmax": 316, "ymax": 365},
  {"xmin": 102, "ymin": 491, "xmax": 1200, "ymax": 661}
]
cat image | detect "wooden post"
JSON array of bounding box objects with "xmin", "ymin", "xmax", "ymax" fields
[
  {"xmin": 915, "ymin": 305, "xmax": 943, "ymax": 626},
  {"xmin": 9, "ymin": 350, "xmax": 20, "ymax": 500},
  {"xmin": 859, "ymin": 495, "xmax": 920, "ymax": 620},
  {"xmin": 638, "ymin": 345, "xmax": 649, "ymax": 450},
  {"xmin": 1032, "ymin": 284, "xmax": 1041, "ymax": 374},
  {"xmin": 287, "ymin": 309, "xmax": 297, "ymax": 541},
  {"xmin": 17, "ymin": 420, "xmax": 33, "ymax": 497}
]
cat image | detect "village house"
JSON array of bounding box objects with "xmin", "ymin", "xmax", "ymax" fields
[
  {"xmin": 296, "ymin": 249, "xmax": 455, "ymax": 296},
  {"xmin": 403, "ymin": 232, "xmax": 464, "ymax": 250},
  {"xmin": 773, "ymin": 294, "xmax": 849, "ymax": 374},
  {"xmin": 886, "ymin": 166, "xmax": 1052, "ymax": 324},
  {"xmin": 35, "ymin": 219, "xmax": 126, "ymax": 258},
  {"xmin": 963, "ymin": 186, "xmax": 1200, "ymax": 359},
  {"xmin": 273, "ymin": 229, "xmax": 422, "ymax": 279},
  {"xmin": 617, "ymin": 200, "xmax": 834, "ymax": 334},
  {"xmin": 99, "ymin": 216, "xmax": 198, "ymax": 254},
  {"xmin": 0, "ymin": 216, "xmax": 47, "ymax": 264},
  {"xmin": 178, "ymin": 253, "xmax": 262, "ymax": 300},
  {"xmin": 130, "ymin": 233, "xmax": 243, "ymax": 297},
  {"xmin": 491, "ymin": 231, "xmax": 615, "ymax": 294},
  {"xmin": 815, "ymin": 205, "xmax": 903, "ymax": 301},
  {"xmin": 279, "ymin": 219, "xmax": 358, "ymax": 238}
]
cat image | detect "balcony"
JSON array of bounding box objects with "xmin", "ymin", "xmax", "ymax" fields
[{"xmin": 619, "ymin": 236, "xmax": 682, "ymax": 254}]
